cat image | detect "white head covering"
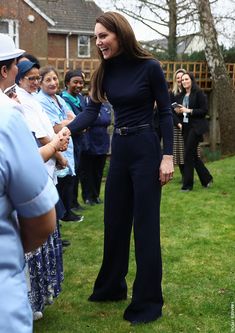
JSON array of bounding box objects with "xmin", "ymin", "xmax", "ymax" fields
[{"xmin": 0, "ymin": 34, "xmax": 24, "ymax": 61}]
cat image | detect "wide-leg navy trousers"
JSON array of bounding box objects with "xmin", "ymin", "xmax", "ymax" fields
[{"xmin": 89, "ymin": 128, "xmax": 163, "ymax": 322}]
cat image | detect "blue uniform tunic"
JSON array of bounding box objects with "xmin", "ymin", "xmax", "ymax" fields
[
  {"xmin": 36, "ymin": 90, "xmax": 75, "ymax": 176},
  {"xmin": 0, "ymin": 104, "xmax": 58, "ymax": 332}
]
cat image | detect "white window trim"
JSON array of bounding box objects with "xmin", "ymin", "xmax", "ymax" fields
[
  {"xmin": 0, "ymin": 19, "xmax": 19, "ymax": 47},
  {"xmin": 77, "ymin": 35, "xmax": 90, "ymax": 58}
]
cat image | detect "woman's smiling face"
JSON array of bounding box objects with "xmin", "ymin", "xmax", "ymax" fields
[
  {"xmin": 94, "ymin": 23, "xmax": 121, "ymax": 60},
  {"xmin": 40, "ymin": 70, "xmax": 59, "ymax": 96},
  {"xmin": 67, "ymin": 76, "xmax": 84, "ymax": 96},
  {"xmin": 181, "ymin": 74, "xmax": 192, "ymax": 91},
  {"xmin": 19, "ymin": 67, "xmax": 40, "ymax": 93}
]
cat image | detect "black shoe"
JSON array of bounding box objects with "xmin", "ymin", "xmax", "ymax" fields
[
  {"xmin": 88, "ymin": 291, "xmax": 127, "ymax": 302},
  {"xmin": 85, "ymin": 199, "xmax": 95, "ymax": 206},
  {"xmin": 70, "ymin": 210, "xmax": 83, "ymax": 217},
  {"xmin": 124, "ymin": 306, "xmax": 162, "ymax": 324},
  {"xmin": 204, "ymin": 177, "xmax": 213, "ymax": 188},
  {"xmin": 61, "ymin": 212, "xmax": 84, "ymax": 222},
  {"xmin": 72, "ymin": 202, "xmax": 85, "ymax": 211},
  {"xmin": 181, "ymin": 187, "xmax": 192, "ymax": 192},
  {"xmin": 62, "ymin": 239, "xmax": 71, "ymax": 247},
  {"xmin": 130, "ymin": 315, "xmax": 162, "ymax": 325},
  {"xmin": 94, "ymin": 197, "xmax": 102, "ymax": 204},
  {"xmin": 70, "ymin": 211, "xmax": 84, "ymax": 222}
]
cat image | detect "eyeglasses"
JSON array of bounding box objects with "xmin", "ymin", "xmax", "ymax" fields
[{"xmin": 24, "ymin": 76, "xmax": 41, "ymax": 82}]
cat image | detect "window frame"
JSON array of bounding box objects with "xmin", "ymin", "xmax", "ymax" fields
[
  {"xmin": 0, "ymin": 19, "xmax": 19, "ymax": 47},
  {"xmin": 77, "ymin": 35, "xmax": 90, "ymax": 58}
]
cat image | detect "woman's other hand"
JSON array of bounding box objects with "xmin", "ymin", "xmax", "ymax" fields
[{"xmin": 159, "ymin": 155, "xmax": 174, "ymax": 186}]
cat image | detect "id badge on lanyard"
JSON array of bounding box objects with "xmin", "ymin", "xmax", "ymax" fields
[
  {"xmin": 183, "ymin": 112, "xmax": 189, "ymax": 123},
  {"xmin": 183, "ymin": 98, "xmax": 189, "ymax": 123}
]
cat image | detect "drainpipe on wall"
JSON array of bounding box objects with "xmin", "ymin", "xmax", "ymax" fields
[{"xmin": 66, "ymin": 32, "xmax": 72, "ymax": 69}]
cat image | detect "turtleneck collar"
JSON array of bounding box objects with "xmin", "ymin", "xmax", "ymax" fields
[{"xmin": 105, "ymin": 52, "xmax": 133, "ymax": 66}]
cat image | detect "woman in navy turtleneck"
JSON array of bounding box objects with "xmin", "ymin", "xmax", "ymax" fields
[{"xmin": 67, "ymin": 11, "xmax": 174, "ymax": 324}]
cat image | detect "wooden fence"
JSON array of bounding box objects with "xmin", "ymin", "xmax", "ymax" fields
[
  {"xmin": 162, "ymin": 61, "xmax": 235, "ymax": 90},
  {"xmin": 38, "ymin": 57, "xmax": 235, "ymax": 90},
  {"xmin": 38, "ymin": 57, "xmax": 100, "ymax": 83}
]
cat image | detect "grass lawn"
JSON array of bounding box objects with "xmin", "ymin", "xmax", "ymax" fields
[{"xmin": 34, "ymin": 156, "xmax": 235, "ymax": 333}]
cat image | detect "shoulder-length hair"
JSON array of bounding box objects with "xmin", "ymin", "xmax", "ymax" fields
[{"xmin": 91, "ymin": 11, "xmax": 155, "ymax": 103}]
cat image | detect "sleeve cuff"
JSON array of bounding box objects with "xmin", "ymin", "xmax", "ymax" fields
[{"xmin": 16, "ymin": 177, "xmax": 59, "ymax": 218}]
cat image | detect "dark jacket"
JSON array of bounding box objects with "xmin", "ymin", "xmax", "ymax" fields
[
  {"xmin": 178, "ymin": 89, "xmax": 209, "ymax": 136},
  {"xmin": 61, "ymin": 92, "xmax": 90, "ymax": 152},
  {"xmin": 86, "ymin": 101, "xmax": 112, "ymax": 155},
  {"xmin": 170, "ymin": 91, "xmax": 183, "ymax": 127}
]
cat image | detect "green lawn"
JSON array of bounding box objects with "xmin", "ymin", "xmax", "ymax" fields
[{"xmin": 34, "ymin": 156, "xmax": 235, "ymax": 333}]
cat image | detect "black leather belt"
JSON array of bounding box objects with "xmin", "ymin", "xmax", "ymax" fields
[{"xmin": 114, "ymin": 124, "xmax": 151, "ymax": 136}]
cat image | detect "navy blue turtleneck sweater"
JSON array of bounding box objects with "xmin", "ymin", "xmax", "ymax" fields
[{"xmin": 67, "ymin": 53, "xmax": 173, "ymax": 155}]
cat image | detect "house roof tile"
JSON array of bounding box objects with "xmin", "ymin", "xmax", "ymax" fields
[{"xmin": 29, "ymin": 0, "xmax": 103, "ymax": 34}]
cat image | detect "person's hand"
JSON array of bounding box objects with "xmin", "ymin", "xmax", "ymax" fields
[
  {"xmin": 51, "ymin": 129, "xmax": 70, "ymax": 152},
  {"xmin": 159, "ymin": 155, "xmax": 174, "ymax": 186},
  {"xmin": 61, "ymin": 126, "xmax": 71, "ymax": 137},
  {"xmin": 56, "ymin": 154, "xmax": 68, "ymax": 169},
  {"xmin": 57, "ymin": 128, "xmax": 70, "ymax": 151},
  {"xmin": 176, "ymin": 106, "xmax": 191, "ymax": 114},
  {"xmin": 178, "ymin": 123, "xmax": 182, "ymax": 130},
  {"xmin": 63, "ymin": 126, "xmax": 71, "ymax": 136},
  {"xmin": 174, "ymin": 104, "xmax": 182, "ymax": 114}
]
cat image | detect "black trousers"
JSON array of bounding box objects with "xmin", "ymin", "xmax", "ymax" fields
[
  {"xmin": 56, "ymin": 175, "xmax": 75, "ymax": 215},
  {"xmin": 89, "ymin": 129, "xmax": 163, "ymax": 322},
  {"xmin": 79, "ymin": 152, "xmax": 90, "ymax": 202},
  {"xmin": 72, "ymin": 147, "xmax": 81, "ymax": 206},
  {"xmin": 89, "ymin": 154, "xmax": 107, "ymax": 200},
  {"xmin": 72, "ymin": 173, "xmax": 80, "ymax": 206},
  {"xmin": 183, "ymin": 126, "xmax": 212, "ymax": 189},
  {"xmin": 79, "ymin": 153, "xmax": 107, "ymax": 202}
]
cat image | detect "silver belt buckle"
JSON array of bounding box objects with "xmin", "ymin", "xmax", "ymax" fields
[{"xmin": 119, "ymin": 127, "xmax": 128, "ymax": 135}]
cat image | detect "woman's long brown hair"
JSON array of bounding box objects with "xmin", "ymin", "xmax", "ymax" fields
[{"xmin": 91, "ymin": 11, "xmax": 155, "ymax": 103}]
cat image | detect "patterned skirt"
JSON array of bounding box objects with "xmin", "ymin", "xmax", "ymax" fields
[
  {"xmin": 173, "ymin": 127, "xmax": 184, "ymax": 165},
  {"xmin": 173, "ymin": 127, "xmax": 200, "ymax": 165},
  {"xmin": 25, "ymin": 223, "xmax": 64, "ymax": 313}
]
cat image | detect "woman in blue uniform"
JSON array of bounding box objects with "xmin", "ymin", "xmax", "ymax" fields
[
  {"xmin": 0, "ymin": 33, "xmax": 58, "ymax": 332},
  {"xmin": 67, "ymin": 12, "xmax": 174, "ymax": 324}
]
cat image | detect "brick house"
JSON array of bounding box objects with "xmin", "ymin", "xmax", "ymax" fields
[{"xmin": 0, "ymin": 0, "xmax": 103, "ymax": 63}]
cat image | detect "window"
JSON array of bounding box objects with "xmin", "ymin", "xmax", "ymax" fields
[
  {"xmin": 0, "ymin": 19, "xmax": 19, "ymax": 46},
  {"xmin": 78, "ymin": 35, "xmax": 90, "ymax": 57}
]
